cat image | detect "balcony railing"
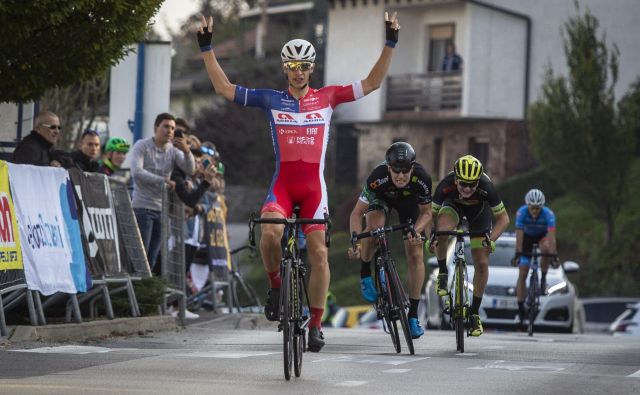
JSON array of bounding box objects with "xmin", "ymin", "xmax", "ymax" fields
[{"xmin": 386, "ymin": 72, "xmax": 462, "ymax": 115}]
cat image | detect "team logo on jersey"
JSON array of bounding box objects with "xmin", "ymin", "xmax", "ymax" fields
[
  {"xmin": 287, "ymin": 136, "xmax": 295, "ymax": 144},
  {"xmin": 275, "ymin": 112, "xmax": 296, "ymax": 124},
  {"xmin": 369, "ymin": 176, "xmax": 388, "ymax": 189},
  {"xmin": 279, "ymin": 128, "xmax": 297, "ymax": 135}
]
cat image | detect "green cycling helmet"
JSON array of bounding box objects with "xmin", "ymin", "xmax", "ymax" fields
[{"xmin": 105, "ymin": 137, "xmax": 130, "ymax": 153}]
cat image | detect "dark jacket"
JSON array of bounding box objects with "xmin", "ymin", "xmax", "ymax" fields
[
  {"xmin": 59, "ymin": 150, "xmax": 100, "ymax": 172},
  {"xmin": 171, "ymin": 167, "xmax": 210, "ymax": 208},
  {"xmin": 12, "ymin": 130, "xmax": 54, "ymax": 166}
]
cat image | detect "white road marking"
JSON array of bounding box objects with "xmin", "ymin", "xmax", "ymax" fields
[
  {"xmin": 335, "ymin": 381, "xmax": 368, "ymax": 387},
  {"xmin": 483, "ymin": 345, "xmax": 505, "ymax": 349},
  {"xmin": 12, "ymin": 346, "xmax": 112, "ymax": 354},
  {"xmin": 627, "ymin": 369, "xmax": 640, "ymax": 378},
  {"xmin": 312, "ymin": 355, "xmax": 429, "ymax": 366},
  {"xmin": 470, "ymin": 360, "xmax": 573, "ymax": 373},
  {"xmin": 383, "ymin": 369, "xmax": 411, "ymax": 374},
  {"xmin": 173, "ymin": 351, "xmax": 278, "ymax": 359},
  {"xmin": 456, "ymin": 353, "xmax": 477, "ymax": 356}
]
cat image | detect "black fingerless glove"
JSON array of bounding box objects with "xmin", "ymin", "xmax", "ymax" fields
[
  {"xmin": 385, "ymin": 21, "xmax": 399, "ymax": 47},
  {"xmin": 197, "ymin": 28, "xmax": 213, "ymax": 52}
]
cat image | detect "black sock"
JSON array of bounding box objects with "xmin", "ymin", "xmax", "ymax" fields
[
  {"xmin": 470, "ymin": 296, "xmax": 482, "ymax": 315},
  {"xmin": 409, "ymin": 298, "xmax": 420, "ymax": 318},
  {"xmin": 438, "ymin": 259, "xmax": 448, "ymax": 275},
  {"xmin": 541, "ymin": 271, "xmax": 547, "ymax": 283},
  {"xmin": 360, "ymin": 260, "xmax": 371, "ymax": 278},
  {"xmin": 518, "ymin": 301, "xmax": 525, "ymax": 314}
]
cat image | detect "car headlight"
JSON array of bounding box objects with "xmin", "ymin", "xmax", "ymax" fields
[{"xmin": 547, "ymin": 281, "xmax": 568, "ymax": 295}]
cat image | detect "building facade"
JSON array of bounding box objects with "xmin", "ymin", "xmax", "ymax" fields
[{"xmin": 325, "ymin": 0, "xmax": 640, "ymax": 182}]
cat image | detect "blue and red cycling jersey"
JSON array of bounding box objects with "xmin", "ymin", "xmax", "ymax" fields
[
  {"xmin": 234, "ymin": 82, "xmax": 364, "ymax": 233},
  {"xmin": 515, "ymin": 205, "xmax": 556, "ymax": 236}
]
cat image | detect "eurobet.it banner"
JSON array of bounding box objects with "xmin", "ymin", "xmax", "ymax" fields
[{"xmin": 0, "ymin": 162, "xmax": 23, "ymax": 271}]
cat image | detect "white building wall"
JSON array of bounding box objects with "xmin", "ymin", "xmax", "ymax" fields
[
  {"xmin": 465, "ymin": 4, "xmax": 526, "ymax": 118},
  {"xmin": 326, "ymin": 4, "xmax": 384, "ymax": 123}
]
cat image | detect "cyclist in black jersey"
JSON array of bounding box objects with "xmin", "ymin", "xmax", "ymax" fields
[
  {"xmin": 348, "ymin": 142, "xmax": 433, "ymax": 339},
  {"xmin": 428, "ymin": 155, "xmax": 510, "ymax": 336}
]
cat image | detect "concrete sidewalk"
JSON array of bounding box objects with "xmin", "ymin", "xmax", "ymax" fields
[{"xmin": 6, "ymin": 316, "xmax": 178, "ymax": 343}]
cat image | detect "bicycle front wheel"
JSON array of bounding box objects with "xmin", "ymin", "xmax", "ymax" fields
[
  {"xmin": 454, "ymin": 264, "xmax": 466, "ymax": 353},
  {"xmin": 281, "ymin": 260, "xmax": 293, "ymax": 380},
  {"xmin": 388, "ymin": 263, "xmax": 414, "ymax": 355},
  {"xmin": 377, "ymin": 263, "xmax": 400, "ymax": 353},
  {"xmin": 527, "ymin": 272, "xmax": 538, "ymax": 337},
  {"xmin": 293, "ymin": 265, "xmax": 304, "ymax": 378}
]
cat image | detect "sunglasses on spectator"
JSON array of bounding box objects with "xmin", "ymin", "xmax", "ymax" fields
[
  {"xmin": 200, "ymin": 146, "xmax": 216, "ymax": 156},
  {"xmin": 284, "ymin": 61, "xmax": 313, "ymax": 71},
  {"xmin": 458, "ymin": 180, "xmax": 479, "ymax": 189},
  {"xmin": 389, "ymin": 166, "xmax": 412, "ymax": 174},
  {"xmin": 41, "ymin": 123, "xmax": 62, "ymax": 130}
]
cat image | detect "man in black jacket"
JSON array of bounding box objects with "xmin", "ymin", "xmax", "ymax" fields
[
  {"xmin": 59, "ymin": 129, "xmax": 101, "ymax": 172},
  {"xmin": 12, "ymin": 111, "xmax": 62, "ymax": 166}
]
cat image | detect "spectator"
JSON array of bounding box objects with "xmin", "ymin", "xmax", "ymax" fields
[
  {"xmin": 99, "ymin": 137, "xmax": 130, "ymax": 177},
  {"xmin": 59, "ymin": 129, "xmax": 101, "ymax": 172},
  {"xmin": 12, "ymin": 110, "xmax": 62, "ymax": 166},
  {"xmin": 442, "ymin": 43, "xmax": 463, "ymax": 72},
  {"xmin": 130, "ymin": 112, "xmax": 195, "ymax": 273}
]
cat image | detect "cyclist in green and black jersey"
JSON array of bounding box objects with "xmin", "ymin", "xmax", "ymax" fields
[
  {"xmin": 428, "ymin": 155, "xmax": 510, "ymax": 336},
  {"xmin": 348, "ymin": 142, "xmax": 433, "ymax": 339}
]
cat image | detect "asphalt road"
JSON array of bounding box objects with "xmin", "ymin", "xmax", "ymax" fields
[{"xmin": 1, "ymin": 315, "xmax": 639, "ymax": 394}]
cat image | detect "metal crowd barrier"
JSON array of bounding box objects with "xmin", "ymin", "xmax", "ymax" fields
[{"xmin": 160, "ymin": 185, "xmax": 186, "ymax": 323}]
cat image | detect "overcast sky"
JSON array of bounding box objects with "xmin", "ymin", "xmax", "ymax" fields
[{"xmin": 152, "ymin": 0, "xmax": 200, "ymax": 40}]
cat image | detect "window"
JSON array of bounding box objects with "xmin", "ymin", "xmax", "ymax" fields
[
  {"xmin": 427, "ymin": 24, "xmax": 455, "ymax": 72},
  {"xmin": 469, "ymin": 137, "xmax": 489, "ymax": 172}
]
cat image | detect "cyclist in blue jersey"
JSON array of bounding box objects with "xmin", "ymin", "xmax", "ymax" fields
[{"xmin": 512, "ymin": 189, "xmax": 558, "ymax": 326}]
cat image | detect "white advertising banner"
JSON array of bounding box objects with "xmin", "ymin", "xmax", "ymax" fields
[{"xmin": 8, "ymin": 164, "xmax": 78, "ymax": 295}]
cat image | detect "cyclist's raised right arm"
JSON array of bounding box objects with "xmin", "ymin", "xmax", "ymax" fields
[{"xmin": 198, "ymin": 16, "xmax": 236, "ymax": 101}]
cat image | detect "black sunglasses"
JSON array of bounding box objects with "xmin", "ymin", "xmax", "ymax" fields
[
  {"xmin": 458, "ymin": 180, "xmax": 479, "ymax": 188},
  {"xmin": 389, "ymin": 166, "xmax": 412, "ymax": 174}
]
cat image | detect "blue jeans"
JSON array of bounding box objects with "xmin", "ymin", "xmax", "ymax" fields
[{"xmin": 134, "ymin": 208, "xmax": 162, "ymax": 272}]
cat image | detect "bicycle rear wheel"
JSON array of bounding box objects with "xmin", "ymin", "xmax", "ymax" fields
[
  {"xmin": 293, "ymin": 265, "xmax": 304, "ymax": 378},
  {"xmin": 527, "ymin": 272, "xmax": 538, "ymax": 337},
  {"xmin": 281, "ymin": 260, "xmax": 293, "ymax": 380},
  {"xmin": 388, "ymin": 263, "xmax": 414, "ymax": 355}
]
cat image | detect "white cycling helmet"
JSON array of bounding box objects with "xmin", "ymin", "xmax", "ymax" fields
[
  {"xmin": 281, "ymin": 39, "xmax": 316, "ymax": 63},
  {"xmin": 525, "ymin": 188, "xmax": 546, "ymax": 206}
]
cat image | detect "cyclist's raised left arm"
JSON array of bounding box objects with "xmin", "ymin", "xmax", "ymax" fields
[
  {"xmin": 198, "ymin": 16, "xmax": 237, "ymax": 101},
  {"xmin": 361, "ymin": 12, "xmax": 399, "ymax": 95}
]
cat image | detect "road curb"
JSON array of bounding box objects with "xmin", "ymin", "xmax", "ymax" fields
[{"xmin": 7, "ymin": 316, "xmax": 178, "ymax": 343}]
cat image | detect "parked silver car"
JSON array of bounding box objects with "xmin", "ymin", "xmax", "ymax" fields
[
  {"xmin": 422, "ymin": 234, "xmax": 583, "ymax": 332},
  {"xmin": 581, "ymin": 297, "xmax": 639, "ymax": 333}
]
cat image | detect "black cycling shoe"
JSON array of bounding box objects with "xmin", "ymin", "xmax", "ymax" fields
[
  {"xmin": 307, "ymin": 327, "xmax": 325, "ymax": 352},
  {"xmin": 264, "ymin": 288, "xmax": 280, "ymax": 322}
]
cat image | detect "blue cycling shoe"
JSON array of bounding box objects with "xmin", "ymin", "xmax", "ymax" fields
[
  {"xmin": 409, "ymin": 317, "xmax": 425, "ymax": 339},
  {"xmin": 360, "ymin": 276, "xmax": 377, "ymax": 303}
]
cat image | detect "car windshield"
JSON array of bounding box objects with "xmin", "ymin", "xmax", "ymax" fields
[{"xmin": 460, "ymin": 242, "xmax": 514, "ymax": 267}]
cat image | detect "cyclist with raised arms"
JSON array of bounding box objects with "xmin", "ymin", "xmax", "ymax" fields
[
  {"xmin": 428, "ymin": 155, "xmax": 510, "ymax": 336},
  {"xmin": 197, "ymin": 12, "xmax": 400, "ymax": 352},
  {"xmin": 347, "ymin": 142, "xmax": 433, "ymax": 339},
  {"xmin": 512, "ymin": 188, "xmax": 558, "ymax": 327}
]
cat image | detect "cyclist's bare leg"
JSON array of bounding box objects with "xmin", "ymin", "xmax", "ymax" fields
[
  {"xmin": 362, "ymin": 210, "xmax": 385, "ymax": 261},
  {"xmin": 470, "ymin": 247, "xmax": 489, "ymax": 296},
  {"xmin": 404, "ymin": 240, "xmax": 424, "ymax": 299},
  {"xmin": 516, "ymin": 264, "xmax": 529, "ymax": 302},
  {"xmin": 435, "ymin": 211, "xmax": 457, "ymax": 260},
  {"xmin": 259, "ymin": 211, "xmax": 285, "ymax": 274},
  {"xmin": 305, "ymin": 230, "xmax": 330, "ymax": 310}
]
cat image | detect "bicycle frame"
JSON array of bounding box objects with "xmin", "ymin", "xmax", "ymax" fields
[
  {"xmin": 521, "ymin": 244, "xmax": 557, "ymax": 336},
  {"xmin": 352, "ymin": 222, "xmax": 415, "ymax": 355},
  {"xmin": 432, "ymin": 229, "xmax": 488, "ymax": 353},
  {"xmin": 249, "ymin": 211, "xmax": 330, "ymax": 380}
]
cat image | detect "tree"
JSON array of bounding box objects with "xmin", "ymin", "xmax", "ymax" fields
[
  {"xmin": 529, "ymin": 4, "xmax": 637, "ymax": 242},
  {"xmin": 0, "ymin": 0, "xmax": 163, "ymax": 103}
]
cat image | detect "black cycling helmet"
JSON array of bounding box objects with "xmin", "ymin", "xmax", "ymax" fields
[{"xmin": 385, "ymin": 142, "xmax": 416, "ymax": 169}]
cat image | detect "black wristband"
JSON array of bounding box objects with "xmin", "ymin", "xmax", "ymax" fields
[{"xmin": 385, "ymin": 21, "xmax": 399, "ymax": 44}]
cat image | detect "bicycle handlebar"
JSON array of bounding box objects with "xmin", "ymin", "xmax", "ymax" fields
[
  {"xmin": 351, "ymin": 221, "xmax": 415, "ymax": 249},
  {"xmin": 248, "ymin": 212, "xmax": 331, "ymax": 248}
]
